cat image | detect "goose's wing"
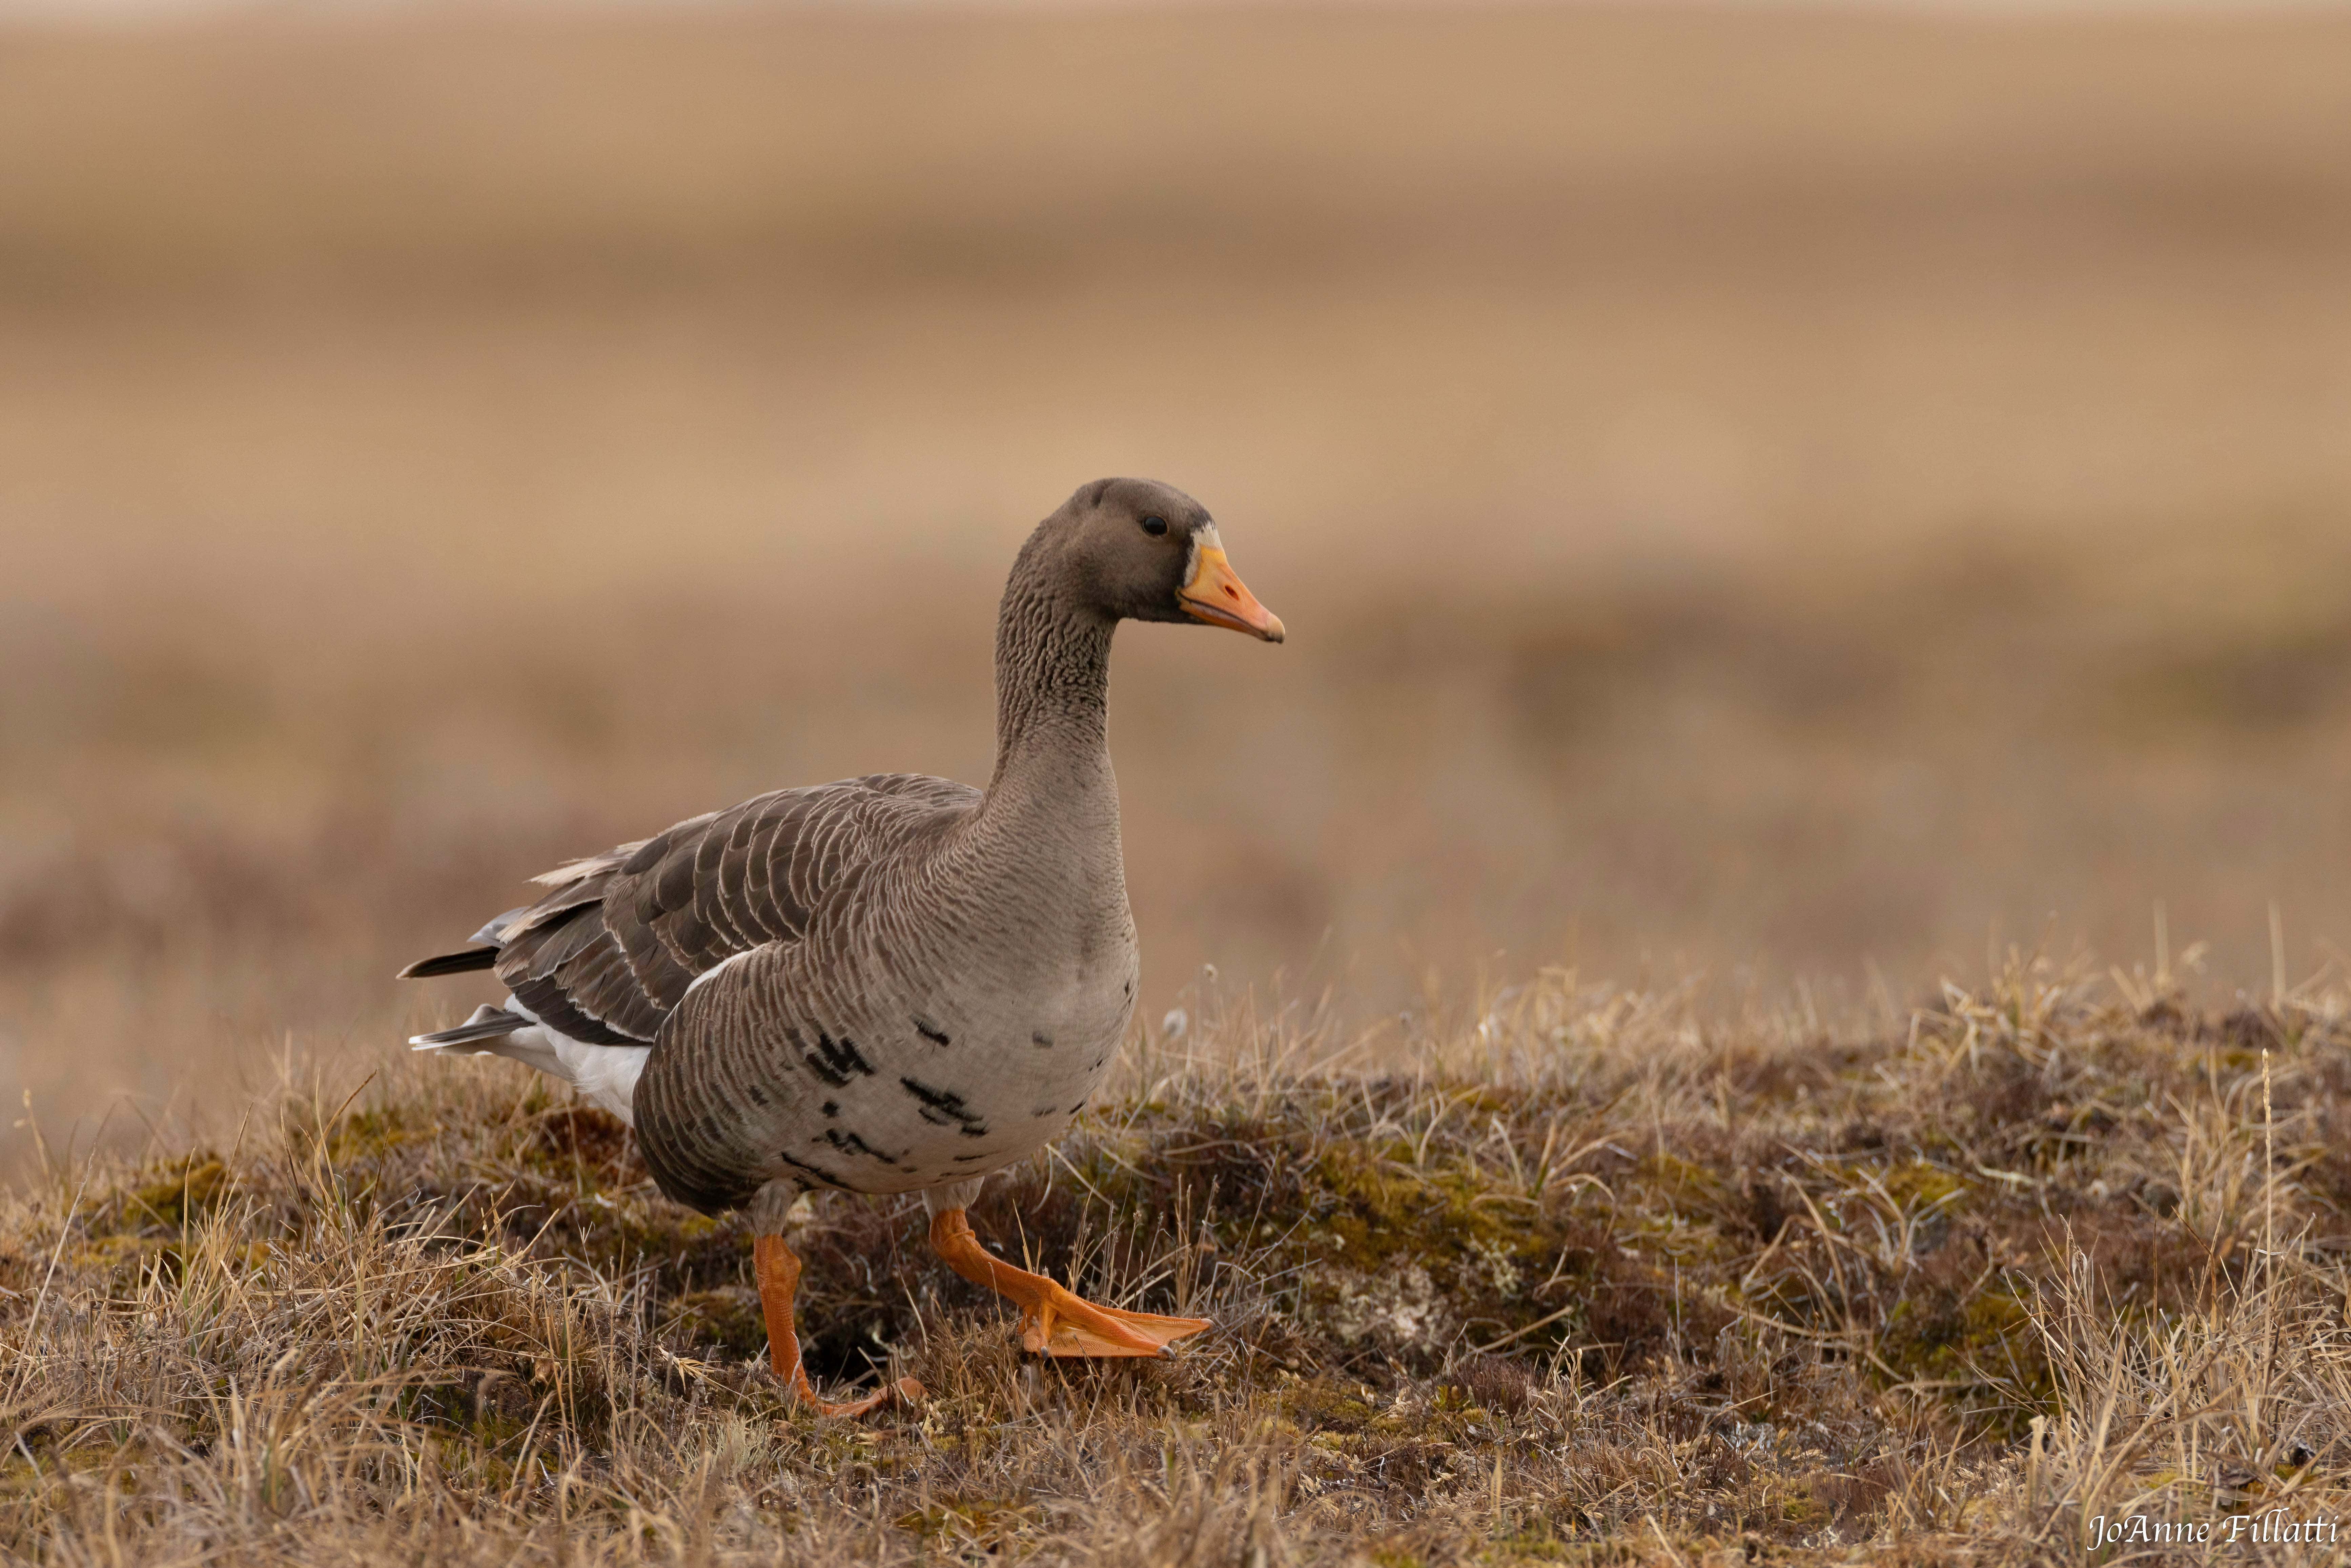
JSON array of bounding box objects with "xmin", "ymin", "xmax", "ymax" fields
[{"xmin": 401, "ymin": 774, "xmax": 980, "ymax": 1045}]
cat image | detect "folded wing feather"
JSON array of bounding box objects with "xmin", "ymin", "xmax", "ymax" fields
[{"xmin": 406, "ymin": 775, "xmax": 981, "ymax": 1050}]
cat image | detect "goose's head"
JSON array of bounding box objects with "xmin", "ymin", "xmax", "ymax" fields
[{"xmin": 1048, "ymin": 477, "xmax": 1285, "ymax": 643}]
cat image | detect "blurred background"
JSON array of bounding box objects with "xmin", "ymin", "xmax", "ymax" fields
[{"xmin": 4, "ymin": 2, "xmax": 2350, "ymax": 1169}]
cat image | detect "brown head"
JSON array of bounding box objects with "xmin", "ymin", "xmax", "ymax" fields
[{"xmin": 1017, "ymin": 477, "xmax": 1284, "ymax": 643}]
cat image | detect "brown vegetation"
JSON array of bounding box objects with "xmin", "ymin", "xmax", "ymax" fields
[{"xmin": 6, "ymin": 964, "xmax": 2351, "ymax": 1562}]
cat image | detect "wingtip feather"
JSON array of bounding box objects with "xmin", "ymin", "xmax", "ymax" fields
[{"xmin": 397, "ymin": 947, "xmax": 502, "ymax": 980}]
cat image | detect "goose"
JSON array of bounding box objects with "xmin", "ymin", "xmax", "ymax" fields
[{"xmin": 400, "ymin": 478, "xmax": 1283, "ymax": 1417}]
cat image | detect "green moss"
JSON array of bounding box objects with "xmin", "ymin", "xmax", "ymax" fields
[
  {"xmin": 1280, "ymin": 1378, "xmax": 1386, "ymax": 1433},
  {"xmin": 1875, "ymin": 1159, "xmax": 1969, "ymax": 1212},
  {"xmin": 895, "ymin": 1497, "xmax": 1037, "ymax": 1550},
  {"xmin": 667, "ymin": 1287, "xmax": 766, "ymax": 1359},
  {"xmin": 328, "ymin": 1108, "xmax": 412, "ymax": 1165},
  {"xmin": 124, "ymin": 1156, "xmax": 229, "ymax": 1231},
  {"xmin": 1877, "ymin": 1278, "xmax": 2051, "ymax": 1436},
  {"xmin": 1312, "ymin": 1141, "xmax": 1549, "ymax": 1286},
  {"xmin": 1640, "ymin": 1152, "xmax": 1730, "ymax": 1216}
]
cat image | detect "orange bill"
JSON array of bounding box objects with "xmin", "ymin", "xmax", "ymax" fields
[{"xmin": 1179, "ymin": 533, "xmax": 1286, "ymax": 642}]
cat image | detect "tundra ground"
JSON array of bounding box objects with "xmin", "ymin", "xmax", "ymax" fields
[{"xmin": 5, "ymin": 962, "xmax": 2348, "ymax": 1565}]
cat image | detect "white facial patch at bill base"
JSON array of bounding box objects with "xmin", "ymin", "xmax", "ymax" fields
[{"xmin": 1182, "ymin": 522, "xmax": 1224, "ymax": 589}]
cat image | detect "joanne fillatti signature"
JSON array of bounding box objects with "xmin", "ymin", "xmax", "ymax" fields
[{"xmin": 2089, "ymin": 1510, "xmax": 2339, "ymax": 1548}]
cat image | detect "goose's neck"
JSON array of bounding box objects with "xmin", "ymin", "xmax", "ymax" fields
[{"xmin": 983, "ymin": 579, "xmax": 1116, "ymax": 805}]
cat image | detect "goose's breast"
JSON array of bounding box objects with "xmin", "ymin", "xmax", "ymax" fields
[
  {"xmin": 886, "ymin": 929, "xmax": 1137, "ymax": 1132},
  {"xmin": 638, "ymin": 860, "xmax": 1140, "ymax": 1200},
  {"xmin": 751, "ymin": 931, "xmax": 1137, "ymax": 1196}
]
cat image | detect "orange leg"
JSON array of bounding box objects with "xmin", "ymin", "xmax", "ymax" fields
[
  {"xmin": 927, "ymin": 1208, "xmax": 1212, "ymax": 1358},
  {"xmin": 752, "ymin": 1233, "xmax": 924, "ymax": 1418}
]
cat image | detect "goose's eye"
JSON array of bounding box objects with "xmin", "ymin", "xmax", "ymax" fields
[{"xmin": 1140, "ymin": 516, "xmax": 1168, "ymax": 537}]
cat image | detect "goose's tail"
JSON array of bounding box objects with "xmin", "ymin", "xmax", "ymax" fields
[
  {"xmin": 411, "ymin": 1005, "xmax": 531, "ymax": 1050},
  {"xmin": 408, "ymin": 1003, "xmax": 648, "ymax": 1127}
]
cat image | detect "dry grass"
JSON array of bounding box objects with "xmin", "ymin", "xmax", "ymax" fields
[{"xmin": 6, "ymin": 961, "xmax": 2351, "ymax": 1563}]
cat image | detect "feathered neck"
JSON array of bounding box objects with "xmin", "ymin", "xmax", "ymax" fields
[{"xmin": 983, "ymin": 547, "xmax": 1116, "ymax": 802}]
